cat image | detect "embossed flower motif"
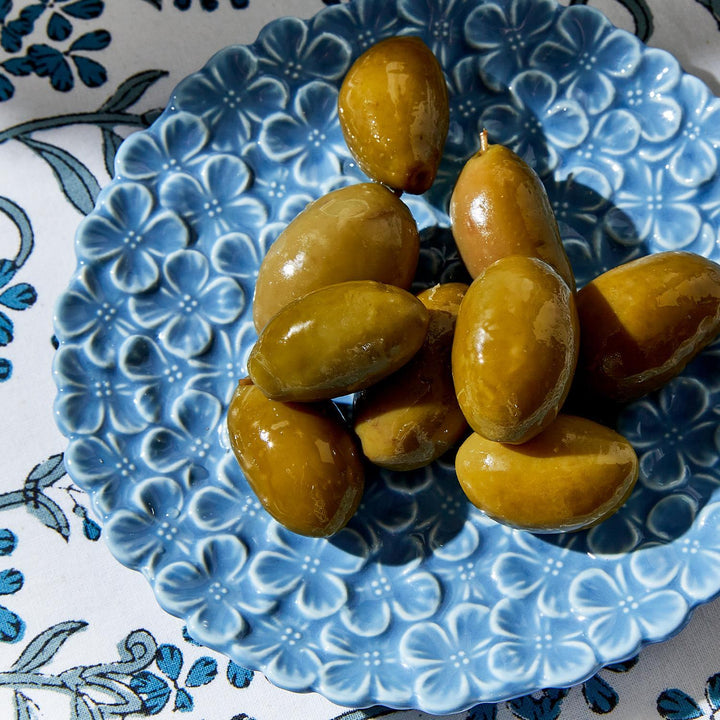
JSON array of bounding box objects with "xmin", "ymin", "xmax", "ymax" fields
[
  {"xmin": 64, "ymin": 435, "xmax": 144, "ymax": 516},
  {"xmin": 258, "ymin": 81, "xmax": 349, "ymax": 186},
  {"xmin": 313, "ymin": 0, "xmax": 402, "ymax": 52},
  {"xmin": 465, "ymin": 0, "xmax": 558, "ymax": 90},
  {"xmin": 399, "ymin": 603, "xmax": 495, "ymax": 714},
  {"xmin": 210, "ymin": 230, "xmax": 266, "ymax": 303},
  {"xmin": 173, "ymin": 45, "xmax": 288, "ymax": 152},
  {"xmin": 255, "ymin": 15, "xmax": 351, "ymax": 85},
  {"xmin": 54, "ymin": 346, "xmax": 145, "ymax": 436},
  {"xmin": 115, "ymin": 112, "xmax": 209, "ymax": 182},
  {"xmin": 104, "ymin": 476, "xmax": 185, "ymax": 576},
  {"xmin": 54, "ymin": 264, "xmax": 134, "ymax": 367},
  {"xmin": 129, "ymin": 249, "xmax": 243, "ymax": 359},
  {"xmin": 531, "ymin": 5, "xmax": 641, "ymax": 114},
  {"xmin": 630, "ymin": 499, "xmax": 720, "ymax": 602},
  {"xmin": 668, "ymin": 75, "xmax": 720, "ymax": 187},
  {"xmin": 339, "ymin": 564, "xmax": 441, "ymax": 637},
  {"xmin": 489, "ymin": 597, "xmax": 596, "ymax": 687},
  {"xmin": 76, "ymin": 182, "xmax": 189, "ymax": 294},
  {"xmin": 142, "ymin": 389, "xmax": 223, "ymax": 482},
  {"xmin": 480, "ymin": 70, "xmax": 589, "ymax": 175},
  {"xmin": 249, "ymin": 526, "xmax": 367, "ymax": 620},
  {"xmin": 154, "ymin": 535, "xmax": 268, "ymax": 645},
  {"xmin": 570, "ymin": 565, "xmax": 688, "ymax": 659},
  {"xmin": 319, "ymin": 624, "xmax": 413, "ymax": 706},
  {"xmin": 618, "ymin": 377, "xmax": 718, "ymax": 490}
]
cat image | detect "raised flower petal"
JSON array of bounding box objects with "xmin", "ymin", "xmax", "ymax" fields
[{"xmin": 161, "ymin": 313, "xmax": 213, "ymax": 358}]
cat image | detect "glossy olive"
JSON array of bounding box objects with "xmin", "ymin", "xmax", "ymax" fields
[
  {"xmin": 452, "ymin": 256, "xmax": 579, "ymax": 444},
  {"xmin": 455, "ymin": 414, "xmax": 639, "ymax": 533},
  {"xmin": 354, "ymin": 282, "xmax": 469, "ymax": 470},
  {"xmin": 248, "ymin": 280, "xmax": 429, "ymax": 402},
  {"xmin": 253, "ymin": 183, "xmax": 420, "ymax": 331},
  {"xmin": 449, "ymin": 132, "xmax": 575, "ymax": 290},
  {"xmin": 227, "ymin": 380, "xmax": 364, "ymax": 537},
  {"xmin": 575, "ymin": 251, "xmax": 720, "ymax": 402},
  {"xmin": 338, "ymin": 36, "xmax": 449, "ymax": 194}
]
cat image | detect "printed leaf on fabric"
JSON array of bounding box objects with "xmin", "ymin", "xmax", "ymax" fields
[
  {"xmin": 10, "ymin": 621, "xmax": 87, "ymax": 672},
  {"xmin": 657, "ymin": 688, "xmax": 704, "ymax": 720}
]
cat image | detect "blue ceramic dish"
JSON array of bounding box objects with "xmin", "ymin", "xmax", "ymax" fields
[{"xmin": 53, "ymin": 0, "xmax": 720, "ymax": 713}]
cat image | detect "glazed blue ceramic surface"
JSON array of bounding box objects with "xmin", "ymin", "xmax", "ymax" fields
[{"xmin": 53, "ymin": 0, "xmax": 720, "ymax": 713}]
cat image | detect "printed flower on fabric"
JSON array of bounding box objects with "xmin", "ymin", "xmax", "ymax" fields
[
  {"xmin": 54, "ymin": 346, "xmax": 145, "ymax": 436},
  {"xmin": 339, "ymin": 564, "xmax": 441, "ymax": 637},
  {"xmin": 154, "ymin": 535, "xmax": 264, "ymax": 646},
  {"xmin": 313, "ymin": 0, "xmax": 403, "ymax": 53},
  {"xmin": 618, "ymin": 377, "xmax": 718, "ymax": 491},
  {"xmin": 399, "ymin": 603, "xmax": 496, "ymax": 714},
  {"xmin": 172, "ymin": 45, "xmax": 288, "ymax": 153},
  {"xmin": 76, "ymin": 182, "xmax": 189, "ymax": 294},
  {"xmin": 480, "ymin": 70, "xmax": 589, "ymax": 175},
  {"xmin": 259, "ymin": 80, "xmax": 349, "ymax": 186},
  {"xmin": 464, "ymin": 0, "xmax": 558, "ymax": 91},
  {"xmin": 159, "ymin": 154, "xmax": 266, "ymax": 243},
  {"xmin": 616, "ymin": 48, "xmax": 682, "ymax": 145},
  {"xmin": 668, "ymin": 74, "xmax": 720, "ymax": 187},
  {"xmin": 54, "ymin": 265, "xmax": 134, "ymax": 367},
  {"xmin": 129, "ymin": 249, "xmax": 243, "ymax": 359},
  {"xmin": 255, "ymin": 15, "xmax": 351, "ymax": 86},
  {"xmin": 249, "ymin": 525, "xmax": 367, "ymax": 620},
  {"xmin": 115, "ymin": 112, "xmax": 209, "ymax": 183},
  {"xmin": 104, "ymin": 477, "xmax": 185, "ymax": 576},
  {"xmin": 631, "ymin": 499, "xmax": 720, "ymax": 603},
  {"xmin": 142, "ymin": 389, "xmax": 222, "ymax": 483},
  {"xmin": 530, "ymin": 4, "xmax": 641, "ymax": 115},
  {"xmin": 65, "ymin": 434, "xmax": 146, "ymax": 517},
  {"xmin": 611, "ymin": 157, "xmax": 702, "ymax": 251},
  {"xmin": 319, "ymin": 623, "xmax": 413, "ymax": 707},
  {"xmin": 570, "ymin": 565, "xmax": 688, "ymax": 660},
  {"xmin": 489, "ymin": 597, "xmax": 596, "ymax": 690}
]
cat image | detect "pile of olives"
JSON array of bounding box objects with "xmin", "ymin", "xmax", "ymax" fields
[{"xmin": 227, "ymin": 36, "xmax": 720, "ymax": 538}]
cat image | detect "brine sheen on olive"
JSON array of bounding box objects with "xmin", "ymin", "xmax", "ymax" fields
[
  {"xmin": 452, "ymin": 256, "xmax": 579, "ymax": 444},
  {"xmin": 227, "ymin": 380, "xmax": 364, "ymax": 537},
  {"xmin": 456, "ymin": 415, "xmax": 639, "ymax": 533},
  {"xmin": 449, "ymin": 132, "xmax": 575, "ymax": 290},
  {"xmin": 253, "ymin": 183, "xmax": 420, "ymax": 331},
  {"xmin": 248, "ymin": 280, "xmax": 430, "ymax": 402},
  {"xmin": 575, "ymin": 251, "xmax": 720, "ymax": 402},
  {"xmin": 354, "ymin": 283, "xmax": 469, "ymax": 470},
  {"xmin": 338, "ymin": 36, "xmax": 449, "ymax": 194}
]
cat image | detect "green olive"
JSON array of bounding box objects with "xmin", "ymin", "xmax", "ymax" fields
[
  {"xmin": 575, "ymin": 251, "xmax": 720, "ymax": 402},
  {"xmin": 449, "ymin": 131, "xmax": 575, "ymax": 290},
  {"xmin": 253, "ymin": 183, "xmax": 420, "ymax": 331},
  {"xmin": 353, "ymin": 282, "xmax": 469, "ymax": 470},
  {"xmin": 452, "ymin": 256, "xmax": 579, "ymax": 444},
  {"xmin": 338, "ymin": 36, "xmax": 449, "ymax": 194},
  {"xmin": 248, "ymin": 280, "xmax": 429, "ymax": 402},
  {"xmin": 227, "ymin": 380, "xmax": 364, "ymax": 537},
  {"xmin": 456, "ymin": 414, "xmax": 638, "ymax": 533}
]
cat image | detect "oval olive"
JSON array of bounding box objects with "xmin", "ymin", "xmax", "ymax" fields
[
  {"xmin": 338, "ymin": 36, "xmax": 449, "ymax": 194},
  {"xmin": 227, "ymin": 380, "xmax": 364, "ymax": 537},
  {"xmin": 452, "ymin": 256, "xmax": 579, "ymax": 444},
  {"xmin": 575, "ymin": 250, "xmax": 720, "ymax": 402},
  {"xmin": 248, "ymin": 280, "xmax": 430, "ymax": 402},
  {"xmin": 253, "ymin": 183, "xmax": 420, "ymax": 331},
  {"xmin": 449, "ymin": 131, "xmax": 575, "ymax": 290},
  {"xmin": 354, "ymin": 282, "xmax": 469, "ymax": 470},
  {"xmin": 455, "ymin": 414, "xmax": 639, "ymax": 533}
]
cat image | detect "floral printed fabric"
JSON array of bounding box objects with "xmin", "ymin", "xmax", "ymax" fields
[{"xmin": 1, "ymin": 0, "xmax": 720, "ymax": 719}]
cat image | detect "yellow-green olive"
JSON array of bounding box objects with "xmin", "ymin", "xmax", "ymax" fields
[
  {"xmin": 353, "ymin": 282, "xmax": 469, "ymax": 470},
  {"xmin": 227, "ymin": 380, "xmax": 364, "ymax": 537},
  {"xmin": 452, "ymin": 256, "xmax": 579, "ymax": 444},
  {"xmin": 449, "ymin": 131, "xmax": 575, "ymax": 290},
  {"xmin": 338, "ymin": 36, "xmax": 449, "ymax": 194},
  {"xmin": 455, "ymin": 414, "xmax": 639, "ymax": 533},
  {"xmin": 253, "ymin": 183, "xmax": 420, "ymax": 331},
  {"xmin": 575, "ymin": 251, "xmax": 720, "ymax": 402},
  {"xmin": 248, "ymin": 280, "xmax": 429, "ymax": 402}
]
